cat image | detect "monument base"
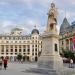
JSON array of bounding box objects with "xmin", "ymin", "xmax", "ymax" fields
[
  {"xmin": 37, "ymin": 54, "xmax": 63, "ymax": 75},
  {"xmin": 25, "ymin": 54, "xmax": 64, "ymax": 75},
  {"xmin": 25, "ymin": 67, "xmax": 63, "ymax": 75},
  {"xmin": 25, "ymin": 66, "xmax": 75, "ymax": 75}
]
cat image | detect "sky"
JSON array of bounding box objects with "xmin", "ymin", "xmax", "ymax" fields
[{"xmin": 0, "ymin": 0, "xmax": 75, "ymax": 34}]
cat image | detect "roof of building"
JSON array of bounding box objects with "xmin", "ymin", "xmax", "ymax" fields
[
  {"xmin": 0, "ymin": 34, "xmax": 31, "ymax": 37},
  {"xmin": 60, "ymin": 17, "xmax": 70, "ymax": 35}
]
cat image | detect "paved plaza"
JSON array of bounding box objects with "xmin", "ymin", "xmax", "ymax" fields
[
  {"xmin": 0, "ymin": 62, "xmax": 42, "ymax": 75},
  {"xmin": 0, "ymin": 62, "xmax": 75, "ymax": 75}
]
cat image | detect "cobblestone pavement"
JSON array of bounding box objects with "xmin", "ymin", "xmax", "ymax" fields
[{"xmin": 0, "ymin": 62, "xmax": 75, "ymax": 75}]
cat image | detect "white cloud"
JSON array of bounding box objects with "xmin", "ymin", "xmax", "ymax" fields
[
  {"xmin": 0, "ymin": 0, "xmax": 33, "ymax": 7},
  {"xmin": 35, "ymin": 0, "xmax": 50, "ymax": 6},
  {"xmin": 1, "ymin": 21, "xmax": 13, "ymax": 27},
  {"xmin": 63, "ymin": 0, "xmax": 75, "ymax": 4},
  {"xmin": 0, "ymin": 1, "xmax": 8, "ymax": 5},
  {"xmin": 0, "ymin": 0, "xmax": 51, "ymax": 7},
  {"xmin": 0, "ymin": 20, "xmax": 16, "ymax": 33}
]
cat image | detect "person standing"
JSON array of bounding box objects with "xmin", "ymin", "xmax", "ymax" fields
[
  {"xmin": 70, "ymin": 59, "xmax": 74, "ymax": 68},
  {"xmin": 3, "ymin": 57, "xmax": 8, "ymax": 70},
  {"xmin": 0, "ymin": 57, "xmax": 2, "ymax": 70}
]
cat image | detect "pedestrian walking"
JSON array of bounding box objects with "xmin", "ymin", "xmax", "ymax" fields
[
  {"xmin": 3, "ymin": 57, "xmax": 8, "ymax": 70},
  {"xmin": 0, "ymin": 57, "xmax": 2, "ymax": 70},
  {"xmin": 69, "ymin": 59, "xmax": 74, "ymax": 68}
]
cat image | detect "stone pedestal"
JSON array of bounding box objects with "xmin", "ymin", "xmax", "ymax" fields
[{"xmin": 38, "ymin": 32, "xmax": 63, "ymax": 75}]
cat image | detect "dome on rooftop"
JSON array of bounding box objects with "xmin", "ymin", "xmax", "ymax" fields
[{"xmin": 31, "ymin": 29, "xmax": 39, "ymax": 34}]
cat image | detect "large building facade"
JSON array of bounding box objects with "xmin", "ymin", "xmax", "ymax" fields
[
  {"xmin": 59, "ymin": 17, "xmax": 75, "ymax": 53},
  {"xmin": 0, "ymin": 27, "xmax": 42, "ymax": 61}
]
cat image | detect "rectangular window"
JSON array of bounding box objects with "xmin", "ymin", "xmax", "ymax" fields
[
  {"xmin": 15, "ymin": 49, "xmax": 17, "ymax": 52},
  {"xmin": 11, "ymin": 53, "xmax": 13, "ymax": 55},
  {"xmin": 2, "ymin": 50, "xmax": 4, "ymax": 52},
  {"xmin": 19, "ymin": 45, "xmax": 21, "ymax": 48},
  {"xmin": 23, "ymin": 53, "xmax": 26, "ymax": 55},
  {"xmin": 6, "ymin": 45, "xmax": 9, "ymax": 48},
  {"xmin": 19, "ymin": 49, "xmax": 21, "ymax": 52},
  {"xmin": 6, "ymin": 49, "xmax": 8, "ymax": 52},
  {"xmin": 11, "ymin": 49, "xmax": 13, "ymax": 52},
  {"xmin": 23, "ymin": 45, "xmax": 26, "ymax": 48},
  {"xmin": 6, "ymin": 41, "xmax": 9, "ymax": 43},
  {"xmin": 35, "ymin": 48, "xmax": 37, "ymax": 51},
  {"xmin": 15, "ymin": 45, "xmax": 17, "ymax": 48},
  {"xmin": 35, "ymin": 45, "xmax": 37, "ymax": 47},
  {"xmin": 23, "ymin": 49, "xmax": 26, "ymax": 52},
  {"xmin": 35, "ymin": 53, "xmax": 37, "ymax": 55},
  {"xmin": 32, "ymin": 53, "xmax": 34, "ymax": 55},
  {"xmin": 55, "ymin": 44, "xmax": 58, "ymax": 51},
  {"xmin": 15, "ymin": 53, "xmax": 17, "ymax": 55},
  {"xmin": 1, "ymin": 53, "xmax": 4, "ymax": 54},
  {"xmin": 27, "ymin": 49, "xmax": 30, "ymax": 52},
  {"xmin": 10, "ymin": 45, "xmax": 13, "ymax": 48},
  {"xmin": 32, "ymin": 49, "xmax": 34, "ymax": 52},
  {"xmin": 6, "ymin": 53, "xmax": 8, "ymax": 55},
  {"xmin": 15, "ymin": 41, "xmax": 17, "ymax": 43}
]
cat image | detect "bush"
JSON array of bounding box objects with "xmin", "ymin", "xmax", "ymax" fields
[
  {"xmin": 63, "ymin": 50, "xmax": 74, "ymax": 59},
  {"xmin": 61, "ymin": 50, "xmax": 75, "ymax": 63},
  {"xmin": 17, "ymin": 54, "xmax": 22, "ymax": 61}
]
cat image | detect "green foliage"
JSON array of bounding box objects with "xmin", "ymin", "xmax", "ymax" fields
[
  {"xmin": 63, "ymin": 50, "xmax": 74, "ymax": 59},
  {"xmin": 17, "ymin": 54, "xmax": 22, "ymax": 61}
]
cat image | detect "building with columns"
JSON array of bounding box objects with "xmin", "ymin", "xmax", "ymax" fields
[
  {"xmin": 0, "ymin": 27, "xmax": 42, "ymax": 62},
  {"xmin": 59, "ymin": 17, "xmax": 75, "ymax": 53}
]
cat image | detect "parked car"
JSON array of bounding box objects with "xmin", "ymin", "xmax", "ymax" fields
[{"xmin": 62, "ymin": 57, "xmax": 70, "ymax": 63}]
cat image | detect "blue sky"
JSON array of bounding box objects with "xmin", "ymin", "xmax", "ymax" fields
[{"xmin": 0, "ymin": 0, "xmax": 75, "ymax": 34}]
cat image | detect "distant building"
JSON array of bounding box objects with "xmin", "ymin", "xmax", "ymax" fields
[
  {"xmin": 59, "ymin": 17, "xmax": 75, "ymax": 53},
  {"xmin": 0, "ymin": 27, "xmax": 42, "ymax": 62}
]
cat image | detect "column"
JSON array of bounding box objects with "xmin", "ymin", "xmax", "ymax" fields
[
  {"xmin": 69, "ymin": 39, "xmax": 70, "ymax": 50},
  {"xmin": 13, "ymin": 45, "xmax": 15, "ymax": 61},
  {"xmin": 0, "ymin": 45, "xmax": 1, "ymax": 56},
  {"xmin": 17, "ymin": 45, "xmax": 19, "ymax": 54},
  {"xmin": 30, "ymin": 44, "xmax": 32, "ymax": 61},
  {"xmin": 63, "ymin": 39, "xmax": 66, "ymax": 50},
  {"xmin": 21, "ymin": 45, "xmax": 23, "ymax": 56},
  {"xmin": 9, "ymin": 45, "xmax": 10, "ymax": 61},
  {"xmin": 4, "ymin": 45, "xmax": 6, "ymax": 57}
]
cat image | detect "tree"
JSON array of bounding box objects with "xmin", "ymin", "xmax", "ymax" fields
[
  {"xmin": 63, "ymin": 50, "xmax": 74, "ymax": 59},
  {"xmin": 17, "ymin": 54, "xmax": 22, "ymax": 61}
]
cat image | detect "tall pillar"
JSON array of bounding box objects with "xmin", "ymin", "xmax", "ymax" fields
[
  {"xmin": 4, "ymin": 45, "xmax": 6, "ymax": 57},
  {"xmin": 21, "ymin": 45, "xmax": 23, "ymax": 56},
  {"xmin": 0, "ymin": 45, "xmax": 1, "ymax": 56},
  {"xmin": 9, "ymin": 45, "xmax": 10, "ymax": 61},
  {"xmin": 63, "ymin": 39, "xmax": 66, "ymax": 50},
  {"xmin": 69, "ymin": 39, "xmax": 70, "ymax": 50},
  {"xmin": 13, "ymin": 45, "xmax": 15, "ymax": 61}
]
